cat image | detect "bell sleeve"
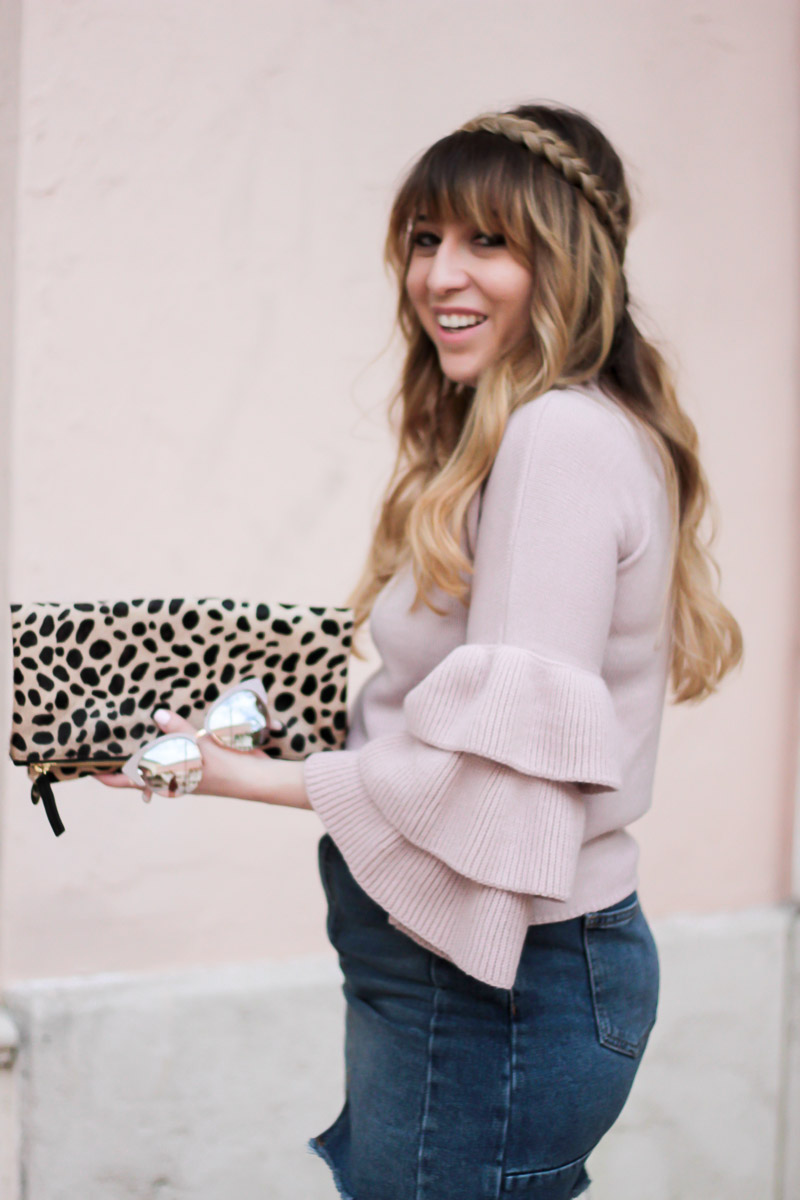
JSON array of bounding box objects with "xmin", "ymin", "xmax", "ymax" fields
[{"xmin": 302, "ymin": 390, "xmax": 647, "ymax": 989}]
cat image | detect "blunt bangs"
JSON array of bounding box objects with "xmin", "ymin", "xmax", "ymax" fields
[{"xmin": 389, "ymin": 131, "xmax": 537, "ymax": 266}]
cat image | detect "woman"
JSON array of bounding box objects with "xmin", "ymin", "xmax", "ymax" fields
[{"xmin": 98, "ymin": 102, "xmax": 743, "ymax": 1199}]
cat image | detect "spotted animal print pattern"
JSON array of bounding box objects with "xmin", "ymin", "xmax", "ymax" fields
[{"xmin": 9, "ymin": 597, "xmax": 352, "ymax": 783}]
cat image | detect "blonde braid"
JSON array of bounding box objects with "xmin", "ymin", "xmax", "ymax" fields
[{"xmin": 458, "ymin": 112, "xmax": 627, "ymax": 257}]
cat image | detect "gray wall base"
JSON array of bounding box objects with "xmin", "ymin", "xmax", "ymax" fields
[{"xmin": 2, "ymin": 905, "xmax": 796, "ymax": 1200}]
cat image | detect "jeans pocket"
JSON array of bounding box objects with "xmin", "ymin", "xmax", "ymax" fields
[
  {"xmin": 582, "ymin": 894, "xmax": 659, "ymax": 1059},
  {"xmin": 501, "ymin": 1152, "xmax": 591, "ymax": 1196}
]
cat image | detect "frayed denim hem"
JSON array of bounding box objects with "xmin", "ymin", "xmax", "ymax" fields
[{"xmin": 307, "ymin": 1135, "xmax": 356, "ymax": 1200}]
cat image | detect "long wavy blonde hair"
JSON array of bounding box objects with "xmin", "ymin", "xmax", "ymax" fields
[{"xmin": 347, "ymin": 102, "xmax": 743, "ymax": 704}]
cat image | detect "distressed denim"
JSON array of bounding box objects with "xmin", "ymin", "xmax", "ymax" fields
[{"xmin": 310, "ymin": 832, "xmax": 659, "ymax": 1200}]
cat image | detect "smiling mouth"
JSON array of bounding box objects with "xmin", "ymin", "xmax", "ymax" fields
[{"xmin": 435, "ymin": 314, "xmax": 488, "ymax": 330}]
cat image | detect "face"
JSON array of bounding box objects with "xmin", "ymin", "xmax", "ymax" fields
[{"xmin": 405, "ymin": 216, "xmax": 534, "ymax": 386}]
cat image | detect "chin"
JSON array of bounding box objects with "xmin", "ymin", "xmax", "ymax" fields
[{"xmin": 440, "ymin": 359, "xmax": 482, "ymax": 386}]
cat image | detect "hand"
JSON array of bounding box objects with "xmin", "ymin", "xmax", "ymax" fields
[{"xmin": 93, "ymin": 708, "xmax": 311, "ymax": 810}]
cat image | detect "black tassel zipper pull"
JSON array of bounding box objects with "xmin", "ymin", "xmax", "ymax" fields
[{"xmin": 30, "ymin": 767, "xmax": 65, "ymax": 837}]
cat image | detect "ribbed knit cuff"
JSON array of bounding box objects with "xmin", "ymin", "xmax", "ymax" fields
[
  {"xmin": 303, "ymin": 748, "xmax": 365, "ymax": 817},
  {"xmin": 302, "ymin": 747, "xmax": 538, "ymax": 989}
]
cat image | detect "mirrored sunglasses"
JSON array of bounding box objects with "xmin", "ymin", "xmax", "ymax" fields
[{"xmin": 121, "ymin": 677, "xmax": 283, "ymax": 799}]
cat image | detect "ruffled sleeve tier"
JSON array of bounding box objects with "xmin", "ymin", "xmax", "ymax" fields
[{"xmin": 303, "ymin": 389, "xmax": 649, "ymax": 990}]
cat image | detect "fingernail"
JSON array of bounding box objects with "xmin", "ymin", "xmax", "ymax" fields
[{"xmin": 153, "ymin": 708, "xmax": 170, "ymax": 728}]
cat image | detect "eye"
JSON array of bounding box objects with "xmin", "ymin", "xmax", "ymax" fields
[
  {"xmin": 411, "ymin": 230, "xmax": 440, "ymax": 250},
  {"xmin": 474, "ymin": 232, "xmax": 506, "ymax": 248}
]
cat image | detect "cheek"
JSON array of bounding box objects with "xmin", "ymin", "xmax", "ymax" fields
[
  {"xmin": 498, "ymin": 270, "xmax": 533, "ymax": 338},
  {"xmin": 404, "ymin": 261, "xmax": 428, "ymax": 315}
]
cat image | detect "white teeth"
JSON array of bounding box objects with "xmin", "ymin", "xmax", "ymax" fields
[{"xmin": 436, "ymin": 313, "xmax": 487, "ymax": 329}]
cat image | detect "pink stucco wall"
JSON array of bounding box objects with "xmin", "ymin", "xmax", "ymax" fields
[{"xmin": 1, "ymin": 0, "xmax": 797, "ymax": 981}]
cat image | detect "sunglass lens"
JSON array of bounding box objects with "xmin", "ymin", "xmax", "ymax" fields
[
  {"xmin": 137, "ymin": 735, "xmax": 204, "ymax": 797},
  {"xmin": 206, "ymin": 689, "xmax": 271, "ymax": 750}
]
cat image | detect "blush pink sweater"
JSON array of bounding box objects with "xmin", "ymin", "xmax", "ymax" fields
[{"xmin": 303, "ymin": 380, "xmax": 674, "ymax": 989}]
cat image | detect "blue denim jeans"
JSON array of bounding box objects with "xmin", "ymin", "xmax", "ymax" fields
[{"xmin": 310, "ymin": 832, "xmax": 659, "ymax": 1200}]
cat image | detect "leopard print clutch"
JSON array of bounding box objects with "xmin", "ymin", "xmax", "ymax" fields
[{"xmin": 9, "ymin": 596, "xmax": 353, "ymax": 789}]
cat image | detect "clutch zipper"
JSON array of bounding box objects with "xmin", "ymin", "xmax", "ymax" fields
[
  {"xmin": 29, "ymin": 763, "xmax": 65, "ymax": 837},
  {"xmin": 28, "ymin": 757, "xmax": 127, "ymax": 838},
  {"xmin": 27, "ymin": 756, "xmax": 127, "ymax": 774}
]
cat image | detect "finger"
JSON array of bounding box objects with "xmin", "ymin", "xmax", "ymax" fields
[
  {"xmin": 152, "ymin": 708, "xmax": 199, "ymax": 736},
  {"xmin": 95, "ymin": 773, "xmax": 153, "ymax": 803}
]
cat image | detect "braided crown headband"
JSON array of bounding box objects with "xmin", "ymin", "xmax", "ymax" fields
[{"xmin": 457, "ymin": 113, "xmax": 627, "ymax": 258}]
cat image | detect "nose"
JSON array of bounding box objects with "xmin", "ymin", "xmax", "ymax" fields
[{"xmin": 426, "ymin": 235, "xmax": 470, "ymax": 295}]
